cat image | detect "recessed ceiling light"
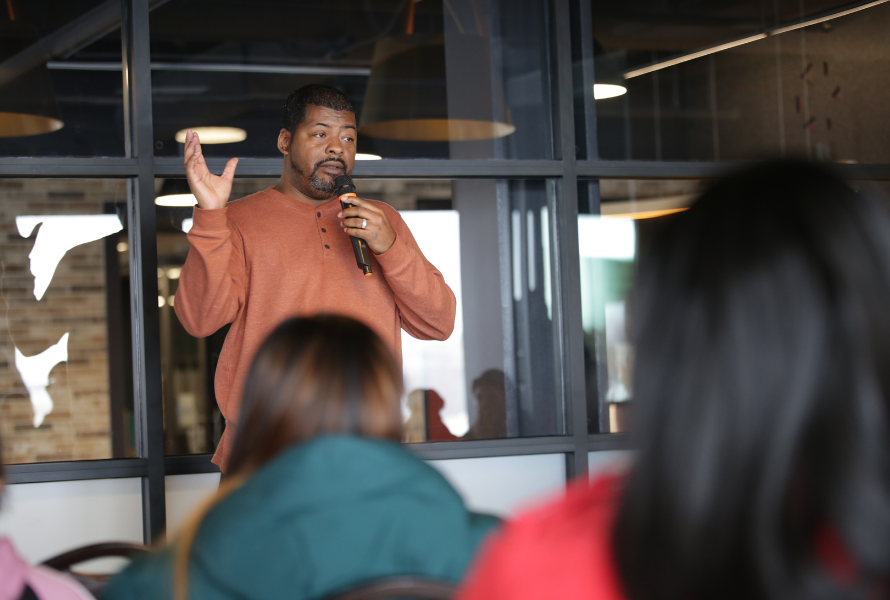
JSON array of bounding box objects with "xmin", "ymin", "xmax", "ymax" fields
[
  {"xmin": 174, "ymin": 126, "xmax": 247, "ymax": 144},
  {"xmin": 593, "ymin": 84, "xmax": 627, "ymax": 100},
  {"xmin": 356, "ymin": 153, "xmax": 382, "ymax": 160},
  {"xmin": 155, "ymin": 193, "xmax": 197, "ymax": 207}
]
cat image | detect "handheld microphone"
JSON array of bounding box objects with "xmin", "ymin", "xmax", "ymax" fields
[{"xmin": 334, "ymin": 174, "xmax": 373, "ymax": 276}]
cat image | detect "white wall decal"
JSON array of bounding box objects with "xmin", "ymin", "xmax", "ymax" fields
[
  {"xmin": 14, "ymin": 333, "xmax": 69, "ymax": 427},
  {"xmin": 16, "ymin": 215, "xmax": 123, "ymax": 300}
]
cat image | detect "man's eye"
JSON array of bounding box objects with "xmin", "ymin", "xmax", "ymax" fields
[{"xmin": 314, "ymin": 132, "xmax": 325, "ymax": 138}]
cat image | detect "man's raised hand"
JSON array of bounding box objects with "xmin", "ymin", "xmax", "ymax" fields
[{"xmin": 183, "ymin": 129, "xmax": 239, "ymax": 211}]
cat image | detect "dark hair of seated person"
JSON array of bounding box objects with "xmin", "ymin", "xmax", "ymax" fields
[
  {"xmin": 226, "ymin": 315, "xmax": 402, "ymax": 475},
  {"xmin": 174, "ymin": 315, "xmax": 403, "ymax": 600},
  {"xmin": 613, "ymin": 162, "xmax": 890, "ymax": 600}
]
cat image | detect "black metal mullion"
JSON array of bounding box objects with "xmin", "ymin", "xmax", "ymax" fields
[
  {"xmin": 551, "ymin": 0, "xmax": 589, "ymax": 480},
  {"xmin": 163, "ymin": 437, "xmax": 606, "ymax": 474},
  {"xmin": 578, "ymin": 160, "xmax": 890, "ymax": 180},
  {"xmin": 0, "ymin": 157, "xmax": 139, "ymax": 177},
  {"xmin": 122, "ymin": 0, "xmax": 165, "ymax": 543},
  {"xmin": 6, "ymin": 158, "xmax": 890, "ymax": 181},
  {"xmin": 571, "ymin": 0, "xmax": 599, "ymax": 160},
  {"xmin": 5, "ymin": 459, "xmax": 149, "ymax": 484},
  {"xmin": 153, "ymin": 157, "xmax": 564, "ymax": 179}
]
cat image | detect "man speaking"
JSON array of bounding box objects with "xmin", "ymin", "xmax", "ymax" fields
[{"xmin": 174, "ymin": 84, "xmax": 456, "ymax": 473}]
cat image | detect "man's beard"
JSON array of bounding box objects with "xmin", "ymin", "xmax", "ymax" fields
[{"xmin": 292, "ymin": 157, "xmax": 345, "ymax": 200}]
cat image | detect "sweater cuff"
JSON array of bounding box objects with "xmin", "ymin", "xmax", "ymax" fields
[
  {"xmin": 190, "ymin": 206, "xmax": 229, "ymax": 234},
  {"xmin": 374, "ymin": 232, "xmax": 412, "ymax": 273}
]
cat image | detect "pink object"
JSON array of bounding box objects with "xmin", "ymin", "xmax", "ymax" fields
[{"xmin": 0, "ymin": 538, "xmax": 93, "ymax": 600}]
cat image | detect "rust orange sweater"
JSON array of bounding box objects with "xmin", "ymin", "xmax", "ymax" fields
[{"xmin": 174, "ymin": 187, "xmax": 456, "ymax": 472}]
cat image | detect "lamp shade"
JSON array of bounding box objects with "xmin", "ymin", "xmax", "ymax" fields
[
  {"xmin": 359, "ymin": 33, "xmax": 514, "ymax": 142},
  {"xmin": 155, "ymin": 178, "xmax": 196, "ymax": 206},
  {"xmin": 593, "ymin": 42, "xmax": 628, "ymax": 101},
  {"xmin": 0, "ymin": 20, "xmax": 64, "ymax": 137}
]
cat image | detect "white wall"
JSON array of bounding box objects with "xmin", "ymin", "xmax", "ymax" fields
[
  {"xmin": 428, "ymin": 453, "xmax": 566, "ymax": 517},
  {"xmin": 0, "ymin": 477, "xmax": 143, "ymax": 570},
  {"xmin": 166, "ymin": 454, "xmax": 568, "ymax": 531},
  {"xmin": 1, "ymin": 452, "xmax": 575, "ymax": 566},
  {"xmin": 165, "ymin": 473, "xmax": 220, "ymax": 535},
  {"xmin": 588, "ymin": 450, "xmax": 633, "ymax": 480}
]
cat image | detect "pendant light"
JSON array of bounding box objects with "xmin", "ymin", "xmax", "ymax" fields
[
  {"xmin": 359, "ymin": 0, "xmax": 514, "ymax": 142},
  {"xmin": 593, "ymin": 40, "xmax": 627, "ymax": 101},
  {"xmin": 155, "ymin": 178, "xmax": 196, "ymax": 207},
  {"xmin": 0, "ymin": 2, "xmax": 64, "ymax": 137}
]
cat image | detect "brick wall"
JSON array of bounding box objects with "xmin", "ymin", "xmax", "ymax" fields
[{"xmin": 0, "ymin": 179, "xmax": 126, "ymax": 464}]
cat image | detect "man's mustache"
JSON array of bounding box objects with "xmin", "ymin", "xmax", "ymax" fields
[{"xmin": 313, "ymin": 158, "xmax": 346, "ymax": 171}]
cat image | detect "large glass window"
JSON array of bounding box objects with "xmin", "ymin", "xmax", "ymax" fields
[
  {"xmin": 579, "ymin": 179, "xmax": 703, "ymax": 433},
  {"xmin": 0, "ymin": 1, "xmax": 126, "ymax": 157},
  {"xmin": 156, "ymin": 177, "xmax": 564, "ymax": 454},
  {"xmin": 148, "ymin": 0, "xmax": 552, "ymax": 160},
  {"xmin": 0, "ymin": 179, "xmax": 133, "ymax": 463},
  {"xmin": 587, "ymin": 0, "xmax": 890, "ymax": 162}
]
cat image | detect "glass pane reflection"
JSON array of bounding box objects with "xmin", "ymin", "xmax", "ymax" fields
[
  {"xmin": 580, "ymin": 180, "xmax": 704, "ymax": 434},
  {"xmin": 0, "ymin": 0, "xmax": 125, "ymax": 157},
  {"xmin": 590, "ymin": 0, "xmax": 890, "ymax": 163},
  {"xmin": 0, "ymin": 179, "xmax": 133, "ymax": 463},
  {"xmin": 149, "ymin": 0, "xmax": 552, "ymax": 159}
]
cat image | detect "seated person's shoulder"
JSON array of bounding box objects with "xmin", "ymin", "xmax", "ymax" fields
[{"xmin": 103, "ymin": 548, "xmax": 174, "ymax": 600}]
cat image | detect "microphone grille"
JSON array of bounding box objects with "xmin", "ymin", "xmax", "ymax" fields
[{"xmin": 334, "ymin": 174, "xmax": 355, "ymax": 194}]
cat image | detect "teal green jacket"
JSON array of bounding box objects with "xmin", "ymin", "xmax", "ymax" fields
[{"xmin": 103, "ymin": 436, "xmax": 501, "ymax": 600}]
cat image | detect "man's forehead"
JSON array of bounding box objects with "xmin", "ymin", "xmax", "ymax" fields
[{"xmin": 303, "ymin": 105, "xmax": 356, "ymax": 127}]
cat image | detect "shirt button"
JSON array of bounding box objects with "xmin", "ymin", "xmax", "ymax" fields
[
  {"xmin": 317, "ymin": 212, "xmax": 321, "ymax": 217},
  {"xmin": 325, "ymin": 244, "xmax": 330, "ymax": 249},
  {"xmin": 321, "ymin": 228, "xmax": 326, "ymax": 233}
]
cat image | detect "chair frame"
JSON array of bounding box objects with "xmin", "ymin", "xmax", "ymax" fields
[
  {"xmin": 323, "ymin": 576, "xmax": 455, "ymax": 600},
  {"xmin": 41, "ymin": 541, "xmax": 150, "ymax": 597}
]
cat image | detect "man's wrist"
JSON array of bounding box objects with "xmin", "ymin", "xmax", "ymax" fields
[
  {"xmin": 374, "ymin": 232, "xmax": 411, "ymax": 272},
  {"xmin": 190, "ymin": 205, "xmax": 229, "ymax": 233}
]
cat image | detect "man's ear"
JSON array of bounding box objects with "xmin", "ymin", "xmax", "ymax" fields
[{"xmin": 277, "ymin": 128, "xmax": 291, "ymax": 155}]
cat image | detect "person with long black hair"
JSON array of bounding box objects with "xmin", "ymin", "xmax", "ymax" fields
[{"xmin": 457, "ymin": 161, "xmax": 890, "ymax": 600}]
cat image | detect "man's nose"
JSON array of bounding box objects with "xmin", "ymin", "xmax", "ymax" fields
[{"xmin": 325, "ymin": 136, "xmax": 343, "ymax": 155}]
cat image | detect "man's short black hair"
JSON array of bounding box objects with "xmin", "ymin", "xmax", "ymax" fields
[{"xmin": 282, "ymin": 84, "xmax": 355, "ymax": 133}]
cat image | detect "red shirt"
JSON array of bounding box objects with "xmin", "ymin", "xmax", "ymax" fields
[{"xmin": 456, "ymin": 474, "xmax": 627, "ymax": 600}]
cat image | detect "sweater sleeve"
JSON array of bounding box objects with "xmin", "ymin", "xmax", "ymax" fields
[
  {"xmin": 374, "ymin": 208, "xmax": 456, "ymax": 341},
  {"xmin": 174, "ymin": 206, "xmax": 246, "ymax": 337}
]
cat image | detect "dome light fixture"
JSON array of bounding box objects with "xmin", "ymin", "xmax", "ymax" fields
[
  {"xmin": 174, "ymin": 126, "xmax": 247, "ymax": 144},
  {"xmin": 593, "ymin": 84, "xmax": 627, "ymax": 100},
  {"xmin": 355, "ymin": 153, "xmax": 382, "ymax": 160}
]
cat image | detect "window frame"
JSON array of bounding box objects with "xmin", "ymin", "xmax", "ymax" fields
[{"xmin": 5, "ymin": 0, "xmax": 889, "ymax": 543}]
